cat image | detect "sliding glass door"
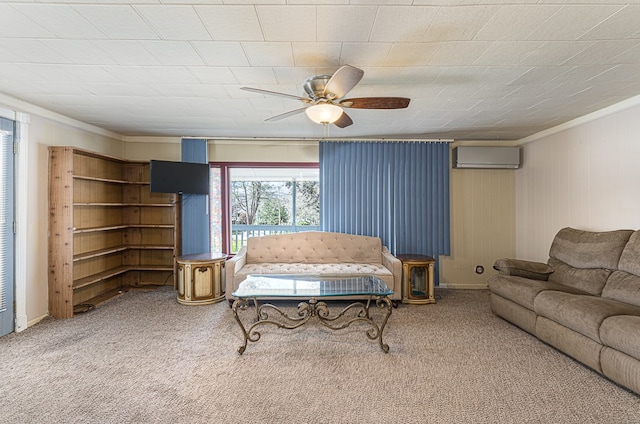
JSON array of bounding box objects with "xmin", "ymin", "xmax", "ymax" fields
[{"xmin": 0, "ymin": 118, "xmax": 15, "ymax": 336}]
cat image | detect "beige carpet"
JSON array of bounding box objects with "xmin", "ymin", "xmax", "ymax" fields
[{"xmin": 1, "ymin": 287, "xmax": 638, "ymax": 423}]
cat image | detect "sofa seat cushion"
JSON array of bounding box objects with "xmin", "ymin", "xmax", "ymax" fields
[
  {"xmin": 488, "ymin": 275, "xmax": 587, "ymax": 310},
  {"xmin": 534, "ymin": 291, "xmax": 640, "ymax": 343},
  {"xmin": 235, "ymin": 262, "xmax": 393, "ymax": 281},
  {"xmin": 600, "ymin": 315, "xmax": 640, "ymax": 362}
]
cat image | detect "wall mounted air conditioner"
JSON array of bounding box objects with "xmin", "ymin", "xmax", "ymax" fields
[{"xmin": 452, "ymin": 146, "xmax": 521, "ymax": 169}]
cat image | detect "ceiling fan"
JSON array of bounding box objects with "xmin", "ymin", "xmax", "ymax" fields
[{"xmin": 241, "ymin": 65, "xmax": 410, "ymax": 128}]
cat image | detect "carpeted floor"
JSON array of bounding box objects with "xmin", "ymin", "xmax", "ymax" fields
[{"xmin": 1, "ymin": 287, "xmax": 638, "ymax": 423}]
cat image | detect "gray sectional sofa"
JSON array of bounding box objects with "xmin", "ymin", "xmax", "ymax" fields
[{"xmin": 488, "ymin": 227, "xmax": 640, "ymax": 395}]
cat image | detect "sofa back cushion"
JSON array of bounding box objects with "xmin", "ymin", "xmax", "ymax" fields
[
  {"xmin": 547, "ymin": 258, "xmax": 613, "ymax": 295},
  {"xmin": 602, "ymin": 231, "xmax": 640, "ymax": 307},
  {"xmin": 246, "ymin": 231, "xmax": 382, "ymax": 264},
  {"xmin": 547, "ymin": 227, "xmax": 633, "ymax": 295},
  {"xmin": 618, "ymin": 230, "xmax": 640, "ymax": 276},
  {"xmin": 601, "ymin": 271, "xmax": 640, "ymax": 308},
  {"xmin": 549, "ymin": 227, "xmax": 633, "ymax": 270}
]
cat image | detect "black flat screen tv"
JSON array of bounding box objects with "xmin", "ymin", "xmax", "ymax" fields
[{"xmin": 149, "ymin": 160, "xmax": 210, "ymax": 194}]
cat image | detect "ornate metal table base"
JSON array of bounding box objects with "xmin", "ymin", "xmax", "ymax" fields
[{"xmin": 232, "ymin": 296, "xmax": 392, "ymax": 354}]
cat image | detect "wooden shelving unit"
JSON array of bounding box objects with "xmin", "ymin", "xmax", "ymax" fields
[{"xmin": 48, "ymin": 147, "xmax": 180, "ymax": 318}]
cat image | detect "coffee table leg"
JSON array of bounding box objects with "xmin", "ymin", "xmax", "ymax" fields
[
  {"xmin": 373, "ymin": 296, "xmax": 392, "ymax": 353},
  {"xmin": 231, "ymin": 298, "xmax": 252, "ymax": 355}
]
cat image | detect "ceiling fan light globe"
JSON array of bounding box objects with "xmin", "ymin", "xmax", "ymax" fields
[{"xmin": 305, "ymin": 104, "xmax": 343, "ymax": 124}]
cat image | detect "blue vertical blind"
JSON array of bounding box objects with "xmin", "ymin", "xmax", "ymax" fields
[
  {"xmin": 320, "ymin": 141, "xmax": 450, "ymax": 282},
  {"xmin": 0, "ymin": 117, "xmax": 14, "ymax": 336}
]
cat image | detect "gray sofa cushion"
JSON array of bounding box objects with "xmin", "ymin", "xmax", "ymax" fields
[
  {"xmin": 488, "ymin": 274, "xmax": 587, "ymax": 310},
  {"xmin": 601, "ymin": 271, "xmax": 640, "ymax": 308},
  {"xmin": 547, "ymin": 258, "xmax": 613, "ymax": 296},
  {"xmin": 603, "ymin": 231, "xmax": 640, "ymax": 308},
  {"xmin": 549, "ymin": 227, "xmax": 633, "ymax": 269},
  {"xmin": 534, "ymin": 291, "xmax": 640, "ymax": 343},
  {"xmin": 618, "ymin": 231, "xmax": 640, "ymax": 276},
  {"xmin": 600, "ymin": 315, "xmax": 640, "ymax": 362}
]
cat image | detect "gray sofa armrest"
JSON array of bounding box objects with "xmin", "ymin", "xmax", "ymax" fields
[
  {"xmin": 225, "ymin": 246, "xmax": 247, "ymax": 298},
  {"xmin": 382, "ymin": 246, "xmax": 402, "ymax": 293},
  {"xmin": 493, "ymin": 258, "xmax": 553, "ymax": 281}
]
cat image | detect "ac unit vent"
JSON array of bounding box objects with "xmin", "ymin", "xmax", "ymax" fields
[{"xmin": 452, "ymin": 146, "xmax": 520, "ymax": 169}]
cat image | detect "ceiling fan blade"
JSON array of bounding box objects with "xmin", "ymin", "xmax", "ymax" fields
[
  {"xmin": 340, "ymin": 97, "xmax": 411, "ymax": 109},
  {"xmin": 333, "ymin": 111, "xmax": 353, "ymax": 128},
  {"xmin": 241, "ymin": 87, "xmax": 310, "ymax": 103},
  {"xmin": 323, "ymin": 65, "xmax": 364, "ymax": 99},
  {"xmin": 264, "ymin": 107, "xmax": 308, "ymax": 122}
]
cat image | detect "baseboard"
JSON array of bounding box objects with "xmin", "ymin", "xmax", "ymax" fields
[
  {"xmin": 25, "ymin": 314, "xmax": 48, "ymax": 330},
  {"xmin": 15, "ymin": 313, "xmax": 28, "ymax": 332}
]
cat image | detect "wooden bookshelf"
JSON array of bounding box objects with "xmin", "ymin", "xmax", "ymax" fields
[{"xmin": 48, "ymin": 147, "xmax": 179, "ymax": 318}]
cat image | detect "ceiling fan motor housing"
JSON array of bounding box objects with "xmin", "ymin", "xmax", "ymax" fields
[{"xmin": 303, "ymin": 75, "xmax": 332, "ymax": 100}]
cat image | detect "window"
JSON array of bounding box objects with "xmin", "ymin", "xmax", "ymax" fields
[{"xmin": 210, "ymin": 163, "xmax": 319, "ymax": 254}]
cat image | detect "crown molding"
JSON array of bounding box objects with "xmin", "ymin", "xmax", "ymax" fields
[
  {"xmin": 517, "ymin": 94, "xmax": 640, "ymax": 145},
  {"xmin": 0, "ymin": 92, "xmax": 124, "ymax": 141},
  {"xmin": 123, "ymin": 136, "xmax": 181, "ymax": 144}
]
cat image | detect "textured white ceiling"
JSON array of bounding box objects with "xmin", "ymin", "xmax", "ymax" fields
[{"xmin": 1, "ymin": 1, "xmax": 640, "ymax": 140}]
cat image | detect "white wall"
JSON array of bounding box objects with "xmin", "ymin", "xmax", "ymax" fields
[{"xmin": 515, "ymin": 102, "xmax": 640, "ymax": 262}]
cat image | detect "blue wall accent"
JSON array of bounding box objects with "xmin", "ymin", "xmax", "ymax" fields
[
  {"xmin": 319, "ymin": 141, "xmax": 450, "ymax": 283},
  {"xmin": 181, "ymin": 138, "xmax": 210, "ymax": 255}
]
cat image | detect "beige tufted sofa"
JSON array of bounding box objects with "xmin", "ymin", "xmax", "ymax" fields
[{"xmin": 225, "ymin": 231, "xmax": 402, "ymax": 304}]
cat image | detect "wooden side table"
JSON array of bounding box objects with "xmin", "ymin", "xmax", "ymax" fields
[
  {"xmin": 176, "ymin": 253, "xmax": 227, "ymax": 305},
  {"xmin": 397, "ymin": 254, "xmax": 435, "ymax": 304}
]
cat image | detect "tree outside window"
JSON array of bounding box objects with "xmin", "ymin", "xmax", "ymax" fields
[{"xmin": 210, "ymin": 165, "xmax": 319, "ymax": 254}]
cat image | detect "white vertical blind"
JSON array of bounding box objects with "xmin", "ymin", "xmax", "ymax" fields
[{"xmin": 320, "ymin": 141, "xmax": 450, "ymax": 283}]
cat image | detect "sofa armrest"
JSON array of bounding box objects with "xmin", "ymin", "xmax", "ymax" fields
[
  {"xmin": 225, "ymin": 246, "xmax": 247, "ymax": 296},
  {"xmin": 382, "ymin": 247, "xmax": 402, "ymax": 293},
  {"xmin": 493, "ymin": 258, "xmax": 553, "ymax": 281}
]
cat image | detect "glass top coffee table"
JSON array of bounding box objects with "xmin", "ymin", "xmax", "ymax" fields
[{"xmin": 231, "ymin": 274, "xmax": 394, "ymax": 354}]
